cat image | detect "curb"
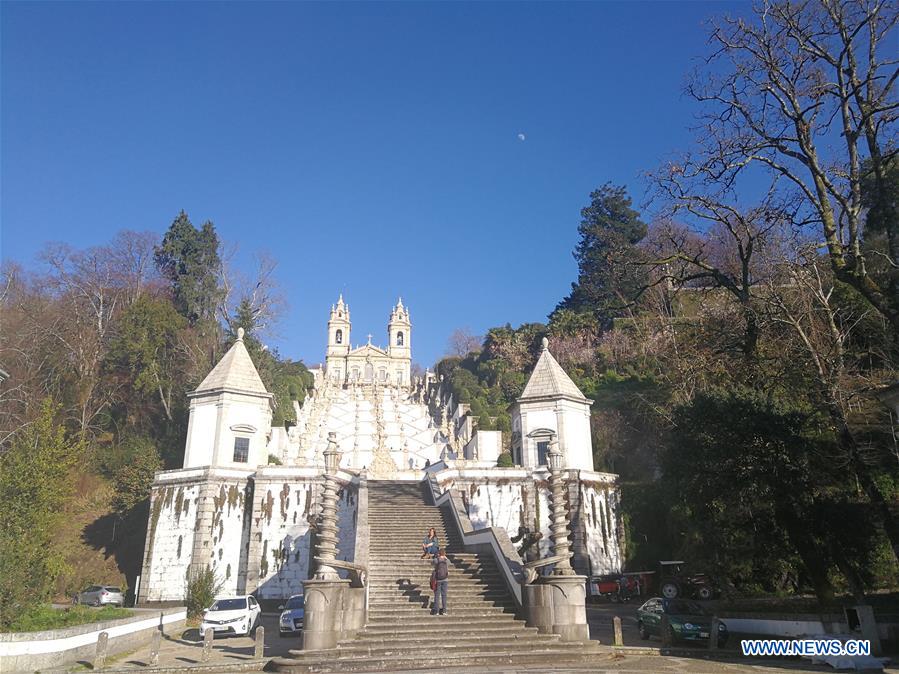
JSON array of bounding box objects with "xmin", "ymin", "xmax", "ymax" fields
[{"xmin": 80, "ymin": 659, "xmax": 268, "ymax": 674}]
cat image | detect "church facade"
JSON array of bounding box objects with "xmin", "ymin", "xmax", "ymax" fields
[
  {"xmin": 137, "ymin": 297, "xmax": 623, "ymax": 605},
  {"xmin": 324, "ymin": 296, "xmax": 412, "ymax": 387}
]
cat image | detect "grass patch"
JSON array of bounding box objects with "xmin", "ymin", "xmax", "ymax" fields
[{"xmin": 3, "ymin": 604, "xmax": 133, "ymax": 632}]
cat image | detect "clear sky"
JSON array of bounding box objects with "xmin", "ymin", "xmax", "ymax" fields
[{"xmin": 2, "ymin": 0, "xmax": 745, "ymax": 368}]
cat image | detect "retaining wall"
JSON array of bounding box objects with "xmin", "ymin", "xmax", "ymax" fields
[{"xmin": 0, "ymin": 607, "xmax": 186, "ymax": 672}]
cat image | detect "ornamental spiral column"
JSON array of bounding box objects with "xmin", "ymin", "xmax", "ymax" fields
[
  {"xmin": 547, "ymin": 443, "xmax": 575, "ymax": 576},
  {"xmin": 313, "ymin": 432, "xmax": 341, "ymax": 580}
]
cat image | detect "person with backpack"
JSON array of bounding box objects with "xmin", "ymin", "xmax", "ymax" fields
[{"xmin": 430, "ymin": 548, "xmax": 449, "ymax": 615}]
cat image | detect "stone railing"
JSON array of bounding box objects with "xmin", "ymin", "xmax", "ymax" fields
[{"xmin": 424, "ymin": 469, "xmax": 524, "ymax": 607}]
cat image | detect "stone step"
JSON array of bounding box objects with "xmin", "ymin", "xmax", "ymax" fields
[
  {"xmin": 358, "ymin": 621, "xmax": 539, "ymax": 637},
  {"xmin": 300, "ymin": 638, "xmax": 574, "ymax": 659},
  {"xmin": 271, "ymin": 647, "xmax": 602, "ymax": 673},
  {"xmin": 332, "ymin": 632, "xmax": 560, "ymax": 650},
  {"xmin": 367, "ymin": 604, "xmax": 514, "ymax": 617}
]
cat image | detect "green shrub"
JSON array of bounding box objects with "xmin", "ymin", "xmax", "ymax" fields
[
  {"xmin": 268, "ymin": 454, "xmax": 283, "ymax": 465},
  {"xmin": 496, "ymin": 452, "xmax": 514, "ymax": 467},
  {"xmin": 186, "ymin": 567, "xmax": 222, "ymax": 618}
]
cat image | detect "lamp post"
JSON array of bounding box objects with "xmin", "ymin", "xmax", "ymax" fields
[
  {"xmin": 314, "ymin": 432, "xmax": 341, "ymax": 580},
  {"xmin": 547, "ymin": 440, "xmax": 575, "ymax": 576}
]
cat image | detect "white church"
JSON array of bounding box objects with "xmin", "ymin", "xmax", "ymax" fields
[{"xmin": 138, "ymin": 297, "xmax": 622, "ymax": 604}]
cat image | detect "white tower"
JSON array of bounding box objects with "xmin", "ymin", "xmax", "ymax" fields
[
  {"xmin": 325, "ymin": 295, "xmax": 351, "ymax": 383},
  {"xmin": 510, "ymin": 337, "xmax": 594, "ymax": 470},
  {"xmin": 387, "ymin": 298, "xmax": 412, "ymax": 386},
  {"xmin": 182, "ymin": 328, "xmax": 274, "ymax": 469}
]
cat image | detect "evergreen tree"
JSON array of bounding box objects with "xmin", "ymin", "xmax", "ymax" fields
[
  {"xmin": 154, "ymin": 212, "xmax": 224, "ymax": 325},
  {"xmin": 556, "ymin": 184, "xmax": 648, "ymax": 328}
]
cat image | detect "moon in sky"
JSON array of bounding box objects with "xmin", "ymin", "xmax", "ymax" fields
[{"xmin": 517, "ymin": 133, "xmax": 526, "ymax": 141}]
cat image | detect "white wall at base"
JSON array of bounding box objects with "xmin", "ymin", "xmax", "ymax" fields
[
  {"xmin": 206, "ymin": 480, "xmax": 252, "ymax": 596},
  {"xmin": 433, "ymin": 466, "xmax": 622, "ymax": 576},
  {"xmin": 142, "ymin": 483, "xmax": 200, "ymax": 602},
  {"xmin": 579, "ymin": 481, "xmax": 623, "ymax": 575},
  {"xmin": 251, "ymin": 477, "xmax": 358, "ymax": 600}
]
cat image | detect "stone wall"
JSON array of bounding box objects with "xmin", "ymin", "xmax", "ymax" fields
[
  {"xmin": 139, "ymin": 467, "xmax": 254, "ymax": 603},
  {"xmin": 140, "ymin": 480, "xmax": 200, "ymax": 602},
  {"xmin": 434, "ymin": 466, "xmax": 622, "ymax": 577},
  {"xmin": 577, "ymin": 475, "xmax": 623, "ymax": 576},
  {"xmin": 246, "ymin": 469, "xmax": 358, "ymax": 600}
]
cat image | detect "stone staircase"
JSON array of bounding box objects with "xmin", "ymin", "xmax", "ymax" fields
[{"xmin": 272, "ymin": 481, "xmax": 601, "ymax": 672}]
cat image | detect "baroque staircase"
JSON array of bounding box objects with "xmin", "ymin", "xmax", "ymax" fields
[{"xmin": 272, "ymin": 481, "xmax": 601, "ymax": 672}]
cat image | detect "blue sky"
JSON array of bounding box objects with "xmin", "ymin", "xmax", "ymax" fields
[{"xmin": 2, "ymin": 0, "xmax": 745, "ymax": 368}]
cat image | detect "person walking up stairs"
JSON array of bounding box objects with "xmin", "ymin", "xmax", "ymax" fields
[{"xmin": 272, "ymin": 480, "xmax": 602, "ymax": 672}]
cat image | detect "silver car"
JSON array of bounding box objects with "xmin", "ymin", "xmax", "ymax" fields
[
  {"xmin": 278, "ymin": 594, "xmax": 305, "ymax": 636},
  {"xmin": 74, "ymin": 585, "xmax": 125, "ymax": 607}
]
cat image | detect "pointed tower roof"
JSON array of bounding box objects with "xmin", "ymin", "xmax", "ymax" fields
[
  {"xmin": 519, "ymin": 337, "xmax": 587, "ymax": 402},
  {"xmin": 194, "ymin": 327, "xmax": 269, "ymax": 396}
]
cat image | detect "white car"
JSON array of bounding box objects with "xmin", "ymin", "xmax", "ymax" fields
[{"xmin": 199, "ymin": 595, "xmax": 261, "ymax": 637}]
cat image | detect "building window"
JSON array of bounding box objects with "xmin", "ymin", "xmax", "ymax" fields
[
  {"xmin": 396, "ymin": 369, "xmax": 403, "ymax": 385},
  {"xmin": 233, "ymin": 437, "xmax": 250, "ymax": 463},
  {"xmin": 537, "ymin": 441, "xmax": 549, "ymax": 467},
  {"xmin": 335, "ymin": 329, "xmax": 343, "ymax": 344},
  {"xmin": 379, "ymin": 368, "xmax": 387, "ymax": 381},
  {"xmin": 397, "ymin": 331, "xmax": 404, "ymax": 346}
]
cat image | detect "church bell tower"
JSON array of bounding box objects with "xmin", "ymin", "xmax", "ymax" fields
[
  {"xmin": 326, "ymin": 295, "xmax": 350, "ymax": 383},
  {"xmin": 387, "ymin": 298, "xmax": 412, "ymax": 385}
]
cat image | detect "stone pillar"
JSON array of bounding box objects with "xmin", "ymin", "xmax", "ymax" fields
[
  {"xmin": 521, "ymin": 443, "xmax": 589, "ymax": 642},
  {"xmin": 613, "ymin": 616, "xmax": 623, "ymax": 646},
  {"xmin": 301, "ymin": 433, "xmax": 351, "ymax": 651}
]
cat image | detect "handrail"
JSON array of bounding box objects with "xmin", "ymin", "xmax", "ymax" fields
[{"xmin": 424, "ymin": 472, "xmax": 524, "ymax": 606}]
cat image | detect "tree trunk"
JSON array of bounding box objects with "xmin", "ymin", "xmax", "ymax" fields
[{"xmin": 775, "ymin": 502, "xmax": 835, "ymax": 604}]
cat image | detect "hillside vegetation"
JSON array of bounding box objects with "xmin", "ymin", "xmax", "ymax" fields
[{"xmin": 0, "ymin": 214, "xmax": 311, "ymax": 628}]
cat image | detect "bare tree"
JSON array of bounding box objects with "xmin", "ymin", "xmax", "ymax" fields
[
  {"xmin": 763, "ymin": 245, "xmax": 899, "ymax": 559},
  {"xmin": 688, "ymin": 0, "xmax": 899, "ymax": 331},
  {"xmin": 446, "ymin": 328, "xmax": 482, "ymax": 358},
  {"xmin": 644, "ymin": 171, "xmax": 801, "ymax": 356},
  {"xmin": 218, "ymin": 250, "xmax": 286, "ymax": 340}
]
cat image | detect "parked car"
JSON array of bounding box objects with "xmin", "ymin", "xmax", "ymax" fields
[
  {"xmin": 73, "ymin": 585, "xmax": 125, "ymax": 607},
  {"xmin": 637, "ymin": 597, "xmax": 728, "ymax": 646},
  {"xmin": 199, "ymin": 595, "xmax": 261, "ymax": 638},
  {"xmin": 657, "ymin": 561, "xmax": 716, "ymax": 600},
  {"xmin": 278, "ymin": 594, "xmax": 305, "ymax": 637}
]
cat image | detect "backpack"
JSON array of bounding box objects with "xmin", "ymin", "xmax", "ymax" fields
[{"xmin": 435, "ymin": 558, "xmax": 449, "ymax": 581}]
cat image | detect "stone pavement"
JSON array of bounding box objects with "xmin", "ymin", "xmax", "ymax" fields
[{"xmin": 90, "ymin": 612, "xmax": 896, "ymax": 674}]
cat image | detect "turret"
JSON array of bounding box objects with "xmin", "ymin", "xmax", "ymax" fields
[
  {"xmin": 387, "ymin": 298, "xmax": 412, "ymax": 385},
  {"xmin": 326, "ymin": 295, "xmax": 350, "ymax": 382}
]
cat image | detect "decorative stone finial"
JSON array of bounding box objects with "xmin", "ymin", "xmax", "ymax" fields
[
  {"xmin": 237, "ymin": 327, "xmax": 245, "ymax": 341},
  {"xmin": 541, "ymin": 337, "xmax": 549, "ymax": 351}
]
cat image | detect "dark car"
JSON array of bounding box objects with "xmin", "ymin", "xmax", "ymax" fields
[{"xmin": 637, "ymin": 597, "xmax": 728, "ymax": 646}]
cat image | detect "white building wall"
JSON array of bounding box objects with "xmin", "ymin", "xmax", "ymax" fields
[
  {"xmin": 183, "ymin": 404, "xmax": 219, "ymax": 468},
  {"xmin": 142, "ymin": 483, "xmax": 200, "ymax": 602},
  {"xmin": 251, "ymin": 479, "xmax": 358, "ymax": 600},
  {"xmin": 579, "ymin": 481, "xmax": 623, "ymax": 575}
]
